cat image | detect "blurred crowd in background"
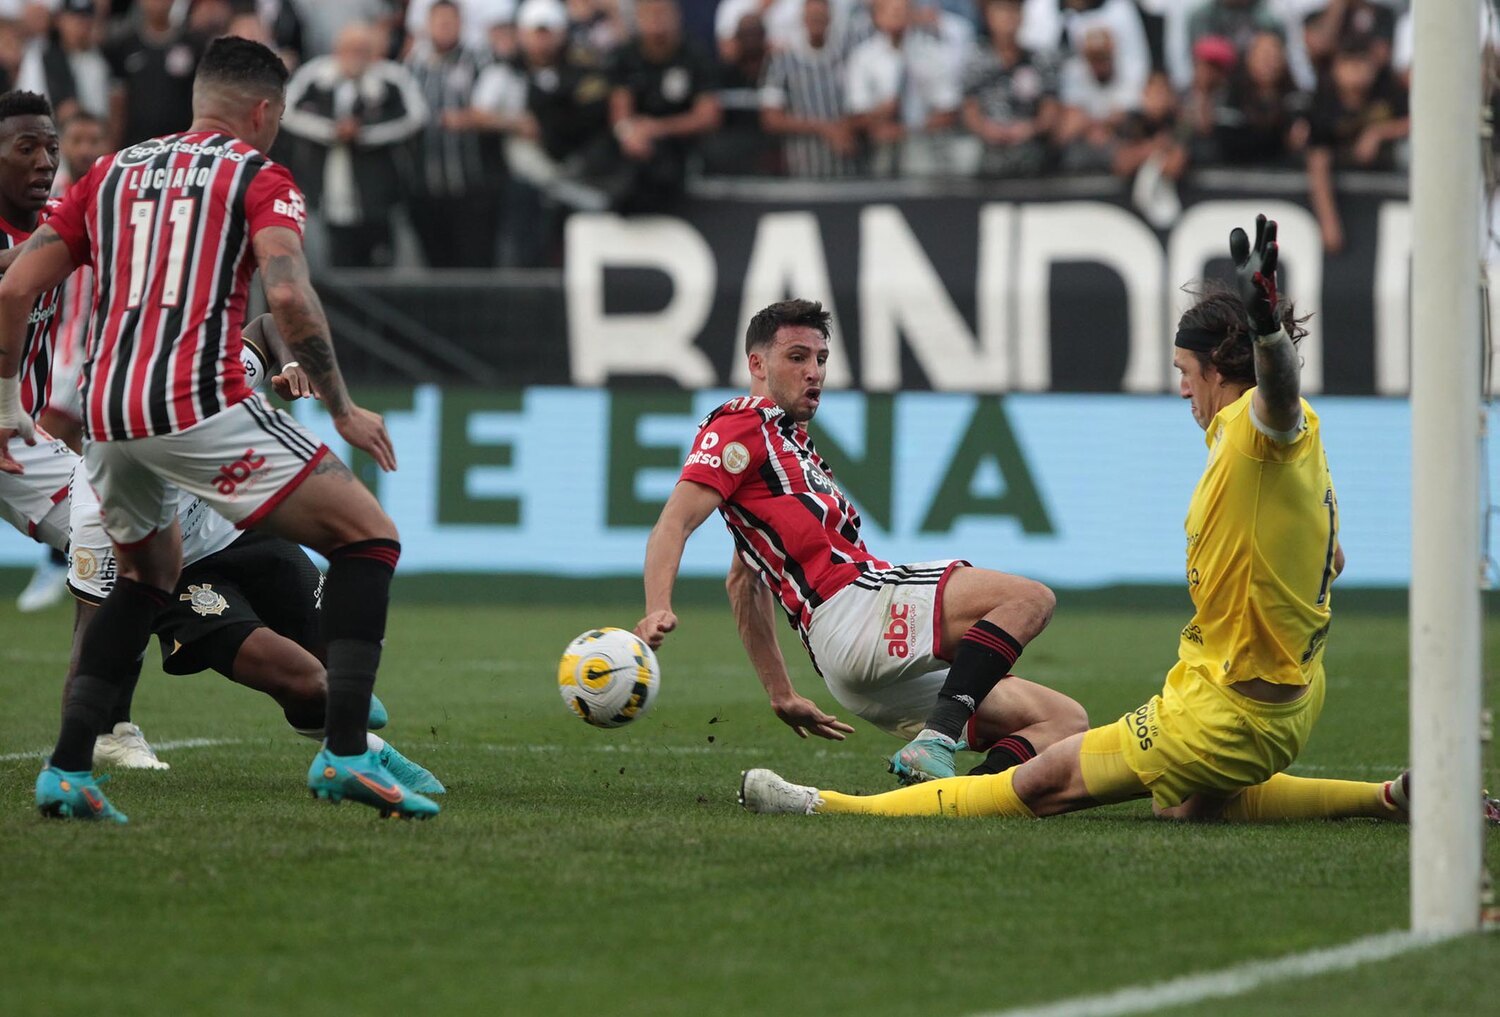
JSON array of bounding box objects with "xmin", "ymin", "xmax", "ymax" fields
[{"xmin": 0, "ymin": 1, "xmax": 1466, "ymax": 266}]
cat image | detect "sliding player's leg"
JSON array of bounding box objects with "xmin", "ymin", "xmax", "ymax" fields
[
  {"xmin": 741, "ymin": 723, "xmax": 1147, "ymax": 817},
  {"xmin": 965, "ymin": 675, "xmax": 1090, "ymax": 775},
  {"xmin": 890, "ymin": 565, "xmax": 1057, "ymax": 783}
]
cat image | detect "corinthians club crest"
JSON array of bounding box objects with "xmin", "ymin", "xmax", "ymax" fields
[{"xmin": 181, "ymin": 583, "xmax": 229, "ymax": 617}]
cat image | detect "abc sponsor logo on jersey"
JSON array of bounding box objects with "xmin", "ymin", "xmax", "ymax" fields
[
  {"xmin": 883, "ymin": 603, "xmax": 912, "ymax": 658},
  {"xmin": 684, "ymin": 431, "xmax": 750, "ymax": 474},
  {"xmin": 214, "ymin": 448, "xmax": 268, "ymax": 496}
]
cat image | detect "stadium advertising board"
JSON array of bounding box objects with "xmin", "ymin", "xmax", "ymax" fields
[
  {"xmin": 3, "ymin": 388, "xmax": 1487, "ymax": 584},
  {"xmin": 563, "ymin": 184, "xmax": 1443, "ymax": 397}
]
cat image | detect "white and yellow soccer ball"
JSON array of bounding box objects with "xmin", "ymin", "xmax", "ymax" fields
[{"xmin": 557, "ymin": 628, "xmax": 661, "ymax": 728}]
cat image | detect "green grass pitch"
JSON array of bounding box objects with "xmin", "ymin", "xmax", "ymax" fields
[{"xmin": 1, "ymin": 578, "xmax": 1497, "ymax": 1017}]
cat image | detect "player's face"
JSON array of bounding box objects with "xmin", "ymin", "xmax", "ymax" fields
[
  {"xmin": 753, "ymin": 326, "xmax": 829, "ymax": 423},
  {"xmin": 1173, "ymin": 347, "xmax": 1221, "ymax": 431},
  {"xmin": 0, "ymin": 115, "xmax": 59, "ymax": 213}
]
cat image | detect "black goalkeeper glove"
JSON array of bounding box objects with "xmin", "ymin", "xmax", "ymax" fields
[{"xmin": 1230, "ymin": 213, "xmax": 1281, "ymax": 337}]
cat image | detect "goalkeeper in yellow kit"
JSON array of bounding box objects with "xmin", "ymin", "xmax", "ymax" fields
[{"xmin": 742, "ymin": 214, "xmax": 1487, "ymax": 824}]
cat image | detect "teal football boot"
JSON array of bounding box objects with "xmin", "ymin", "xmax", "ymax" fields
[
  {"xmin": 35, "ymin": 763, "xmax": 128, "ymax": 823},
  {"xmin": 375, "ymin": 739, "xmax": 445, "ymax": 795},
  {"xmin": 888, "ymin": 729, "xmax": 960, "ymax": 785},
  {"xmin": 307, "ymin": 747, "xmax": 439, "ymax": 820},
  {"xmin": 367, "ymin": 693, "xmax": 388, "ymax": 730}
]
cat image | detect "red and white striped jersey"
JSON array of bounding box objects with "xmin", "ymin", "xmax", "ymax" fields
[
  {"xmin": 47, "ymin": 131, "xmax": 307, "ymax": 441},
  {"xmin": 51, "ymin": 259, "xmax": 92, "ymax": 385},
  {"xmin": 679, "ymin": 396, "xmax": 891, "ymax": 637},
  {"xmin": 50, "ymin": 167, "xmax": 93, "ymax": 412},
  {"xmin": 0, "ymin": 205, "xmax": 66, "ymax": 419}
]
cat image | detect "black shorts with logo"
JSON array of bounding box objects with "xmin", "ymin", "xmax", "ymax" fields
[{"xmin": 154, "ymin": 529, "xmax": 323, "ymax": 676}]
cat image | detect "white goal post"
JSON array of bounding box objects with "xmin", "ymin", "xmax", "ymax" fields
[{"xmin": 1409, "ymin": 0, "xmax": 1486, "ymax": 935}]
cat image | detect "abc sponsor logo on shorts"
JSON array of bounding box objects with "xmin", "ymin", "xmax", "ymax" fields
[
  {"xmin": 883, "ymin": 603, "xmax": 911, "ymax": 659},
  {"xmin": 215, "ymin": 448, "xmax": 268, "ymax": 496}
]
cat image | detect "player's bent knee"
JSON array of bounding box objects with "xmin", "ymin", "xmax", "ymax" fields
[
  {"xmin": 1021, "ymin": 579, "xmax": 1057, "ymax": 627},
  {"xmin": 1061, "ymin": 696, "xmax": 1090, "ymax": 736}
]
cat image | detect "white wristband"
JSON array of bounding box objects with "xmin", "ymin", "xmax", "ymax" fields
[
  {"xmin": 280, "ymin": 361, "xmax": 300, "ymax": 371},
  {"xmin": 0, "ymin": 373, "xmax": 20, "ymax": 425}
]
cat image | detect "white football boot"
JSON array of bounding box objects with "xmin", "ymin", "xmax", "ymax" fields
[
  {"xmin": 739, "ymin": 768, "xmax": 821, "ymax": 815},
  {"xmin": 93, "ymin": 723, "xmax": 170, "ymax": 770},
  {"xmin": 16, "ymin": 554, "xmax": 68, "ymax": 612}
]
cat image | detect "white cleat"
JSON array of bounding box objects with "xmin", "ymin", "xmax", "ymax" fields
[
  {"xmin": 739, "ymin": 768, "xmax": 821, "ymax": 815},
  {"xmin": 1384, "ymin": 769, "xmax": 1498, "ymax": 825},
  {"xmin": 17, "ymin": 558, "xmax": 68, "ymax": 612},
  {"xmin": 1383, "ymin": 770, "xmax": 1409, "ymax": 814},
  {"xmin": 93, "ymin": 723, "xmax": 170, "ymax": 770}
]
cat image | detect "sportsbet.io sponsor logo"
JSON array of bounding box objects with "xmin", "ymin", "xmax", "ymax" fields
[{"xmin": 117, "ymin": 137, "xmax": 248, "ymax": 167}]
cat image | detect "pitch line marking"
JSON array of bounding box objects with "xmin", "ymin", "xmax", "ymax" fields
[
  {"xmin": 0, "ymin": 737, "xmax": 243, "ymax": 762},
  {"xmin": 968, "ymin": 929, "xmax": 1453, "ymax": 1017}
]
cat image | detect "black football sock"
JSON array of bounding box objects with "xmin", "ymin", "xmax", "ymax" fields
[
  {"xmin": 925, "ymin": 620, "xmax": 1024, "ymax": 741},
  {"xmin": 106, "ymin": 652, "xmax": 145, "ymax": 728},
  {"xmin": 320, "ymin": 539, "xmax": 399, "ymax": 756},
  {"xmin": 52, "ymin": 578, "xmax": 170, "ymax": 771},
  {"xmin": 967, "ymin": 734, "xmax": 1037, "ymax": 776}
]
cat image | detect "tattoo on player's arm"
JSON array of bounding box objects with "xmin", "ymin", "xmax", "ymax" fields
[
  {"xmin": 1253, "ymin": 330, "xmax": 1302, "ymax": 419},
  {"xmin": 21, "ymin": 226, "xmax": 63, "ymax": 253},
  {"xmin": 262, "ymin": 252, "xmax": 350, "ymax": 416}
]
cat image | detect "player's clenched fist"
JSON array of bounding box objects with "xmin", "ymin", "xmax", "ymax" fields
[{"xmin": 634, "ymin": 609, "xmax": 678, "ymax": 650}]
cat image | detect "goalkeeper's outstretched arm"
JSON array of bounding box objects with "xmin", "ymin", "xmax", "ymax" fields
[{"xmin": 1232, "ymin": 214, "xmax": 1303, "ymax": 434}]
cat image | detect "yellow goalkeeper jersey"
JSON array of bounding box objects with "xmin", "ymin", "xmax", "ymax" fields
[{"xmin": 1179, "ymin": 389, "xmax": 1337, "ymax": 686}]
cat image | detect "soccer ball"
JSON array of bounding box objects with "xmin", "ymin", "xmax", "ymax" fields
[{"xmin": 557, "ymin": 628, "xmax": 661, "ymax": 728}]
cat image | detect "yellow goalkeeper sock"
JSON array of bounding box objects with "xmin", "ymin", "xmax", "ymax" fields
[
  {"xmin": 815, "ymin": 771, "xmax": 1037, "ymax": 818},
  {"xmin": 1222, "ymin": 773, "xmax": 1396, "ymax": 822}
]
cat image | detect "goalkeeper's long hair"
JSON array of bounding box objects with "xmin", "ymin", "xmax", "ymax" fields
[{"xmin": 1176, "ymin": 281, "xmax": 1311, "ymax": 387}]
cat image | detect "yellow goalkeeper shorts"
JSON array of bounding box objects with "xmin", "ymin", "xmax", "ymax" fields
[{"xmin": 1098, "ymin": 660, "xmax": 1326, "ymax": 809}]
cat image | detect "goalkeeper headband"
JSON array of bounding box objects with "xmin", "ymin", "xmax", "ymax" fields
[{"xmin": 1173, "ymin": 326, "xmax": 1225, "ymax": 353}]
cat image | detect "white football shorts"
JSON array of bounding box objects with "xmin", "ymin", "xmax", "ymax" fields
[
  {"xmin": 46, "ymin": 352, "xmax": 83, "ymax": 422},
  {"xmin": 803, "ymin": 560, "xmax": 968, "ymax": 739},
  {"xmin": 0, "ymin": 432, "xmax": 79, "ymax": 551},
  {"xmin": 67, "ymin": 462, "xmax": 241, "ymax": 603},
  {"xmin": 84, "ymin": 394, "xmax": 328, "ymax": 548}
]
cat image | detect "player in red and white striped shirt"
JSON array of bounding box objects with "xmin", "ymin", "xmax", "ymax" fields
[
  {"xmin": 0, "ymin": 93, "xmax": 77, "ymax": 607},
  {"xmin": 0, "ymin": 38, "xmax": 435, "ymax": 822},
  {"xmin": 635, "ymin": 300, "xmax": 1086, "ymax": 783},
  {"xmin": 36, "ymin": 110, "xmax": 108, "ymax": 449},
  {"xmin": 10, "ymin": 110, "xmax": 109, "ymax": 613}
]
